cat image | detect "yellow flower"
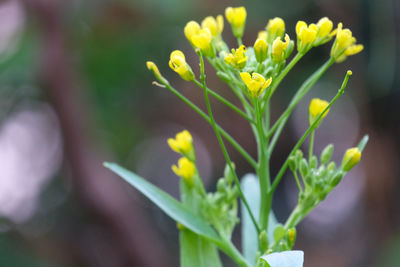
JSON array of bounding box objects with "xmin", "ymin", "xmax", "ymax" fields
[
  {"xmin": 254, "ymin": 38, "xmax": 268, "ymax": 63},
  {"xmin": 271, "ymin": 34, "xmax": 290, "ymax": 63},
  {"xmin": 266, "ymin": 17, "xmax": 285, "ymax": 42},
  {"xmin": 191, "ymin": 28, "xmax": 214, "ymax": 56},
  {"xmin": 201, "ymin": 15, "xmax": 224, "ymax": 37},
  {"xmin": 342, "ymin": 147, "xmax": 361, "ymax": 171},
  {"xmin": 168, "ymin": 130, "xmax": 193, "ymax": 154},
  {"xmin": 330, "ymin": 23, "xmax": 363, "ymax": 62},
  {"xmin": 296, "ymin": 21, "xmax": 318, "ymax": 52},
  {"xmin": 169, "ymin": 50, "xmax": 194, "ymax": 81},
  {"xmin": 172, "ymin": 157, "xmax": 196, "ymax": 183},
  {"xmin": 224, "ymin": 45, "xmax": 248, "ymax": 69},
  {"xmin": 309, "ymin": 98, "xmax": 329, "ymax": 124},
  {"xmin": 225, "ymin": 6, "xmax": 247, "ymax": 38},
  {"xmin": 184, "ymin": 21, "xmax": 201, "ymax": 43},
  {"xmin": 316, "ymin": 17, "xmax": 333, "ymax": 39},
  {"xmin": 240, "ymin": 72, "xmax": 272, "ymax": 98}
]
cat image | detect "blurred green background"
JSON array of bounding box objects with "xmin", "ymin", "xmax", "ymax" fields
[{"xmin": 0, "ymin": 0, "xmax": 399, "ymax": 266}]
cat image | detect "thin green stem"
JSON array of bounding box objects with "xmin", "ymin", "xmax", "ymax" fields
[
  {"xmin": 267, "ymin": 58, "xmax": 335, "ymax": 156},
  {"xmin": 198, "ymin": 51, "xmax": 261, "ymax": 234},
  {"xmin": 193, "ymin": 80, "xmax": 255, "ymax": 124},
  {"xmin": 216, "ymin": 239, "xmax": 251, "ymax": 267},
  {"xmin": 293, "ymin": 171, "xmax": 303, "ymax": 193},
  {"xmin": 308, "ymin": 130, "xmax": 315, "ymax": 161},
  {"xmin": 237, "ymin": 37, "xmax": 243, "ymax": 46},
  {"xmin": 270, "ymin": 69, "xmax": 352, "ymax": 193},
  {"xmin": 261, "ymin": 52, "xmax": 304, "ymax": 110},
  {"xmin": 162, "ymin": 82, "xmax": 257, "ymax": 168}
]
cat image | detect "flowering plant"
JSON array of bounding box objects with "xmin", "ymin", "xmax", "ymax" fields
[{"xmin": 105, "ymin": 6, "xmax": 367, "ymax": 267}]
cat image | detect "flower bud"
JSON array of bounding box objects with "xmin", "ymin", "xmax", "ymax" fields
[
  {"xmin": 258, "ymin": 230, "xmax": 269, "ymax": 253},
  {"xmin": 309, "ymin": 98, "xmax": 330, "ymax": 125},
  {"xmin": 167, "ymin": 130, "xmax": 194, "ymax": 160},
  {"xmin": 254, "ymin": 38, "xmax": 268, "ymax": 63},
  {"xmin": 266, "ymin": 17, "xmax": 285, "ymax": 42},
  {"xmin": 169, "ymin": 50, "xmax": 195, "ymax": 81},
  {"xmin": 316, "ymin": 17, "xmax": 333, "ymax": 40},
  {"xmin": 287, "ymin": 228, "xmax": 296, "ymax": 248},
  {"xmin": 271, "ymin": 34, "xmax": 290, "ymax": 63},
  {"xmin": 331, "ymin": 171, "xmax": 344, "ymax": 186},
  {"xmin": 299, "ymin": 158, "xmax": 309, "ymax": 178},
  {"xmin": 172, "ymin": 157, "xmax": 196, "ymax": 183},
  {"xmin": 146, "ymin": 61, "xmax": 168, "ymax": 84},
  {"xmin": 191, "ymin": 28, "xmax": 215, "ymax": 57},
  {"xmin": 288, "ymin": 155, "xmax": 297, "ymax": 172},
  {"xmin": 309, "ymin": 155, "xmax": 318, "ymax": 169},
  {"xmin": 225, "ymin": 6, "xmax": 247, "ymax": 38},
  {"xmin": 201, "ymin": 15, "xmax": 224, "ymax": 37},
  {"xmin": 320, "ymin": 144, "xmax": 334, "ymax": 164},
  {"xmin": 341, "ymin": 147, "xmax": 361, "ymax": 171}
]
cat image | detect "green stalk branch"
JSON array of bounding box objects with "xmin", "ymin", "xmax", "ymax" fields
[
  {"xmin": 197, "ymin": 51, "xmax": 261, "ymax": 235},
  {"xmin": 161, "ymin": 81, "xmax": 257, "ymax": 169},
  {"xmin": 270, "ymin": 69, "xmax": 352, "ymax": 193},
  {"xmin": 267, "ymin": 58, "xmax": 335, "ymax": 156},
  {"xmin": 193, "ymin": 80, "xmax": 255, "ymax": 124}
]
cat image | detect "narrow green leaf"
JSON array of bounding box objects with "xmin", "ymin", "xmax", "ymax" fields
[
  {"xmin": 260, "ymin": 251, "xmax": 304, "ymax": 267},
  {"xmin": 180, "ymin": 229, "xmax": 222, "ymax": 267},
  {"xmin": 104, "ymin": 162, "xmax": 220, "ymax": 242},
  {"xmin": 241, "ymin": 174, "xmax": 260, "ymax": 265},
  {"xmin": 357, "ymin": 134, "xmax": 369, "ymax": 151}
]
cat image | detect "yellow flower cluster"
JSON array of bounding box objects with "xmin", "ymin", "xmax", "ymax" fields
[
  {"xmin": 296, "ymin": 17, "xmax": 335, "ymax": 52},
  {"xmin": 309, "ymin": 98, "xmax": 329, "ymax": 124},
  {"xmin": 240, "ymin": 72, "xmax": 272, "ymax": 98},
  {"xmin": 224, "ymin": 45, "xmax": 248, "ymax": 69},
  {"xmin": 330, "ymin": 23, "xmax": 363, "ymax": 62},
  {"xmin": 342, "ymin": 147, "xmax": 361, "ymax": 171},
  {"xmin": 225, "ymin": 6, "xmax": 246, "ymax": 38},
  {"xmin": 168, "ymin": 50, "xmax": 194, "ymax": 81}
]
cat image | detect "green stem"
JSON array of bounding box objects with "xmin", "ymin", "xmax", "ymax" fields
[
  {"xmin": 267, "ymin": 58, "xmax": 335, "ymax": 156},
  {"xmin": 293, "ymin": 171, "xmax": 303, "ymax": 193},
  {"xmin": 308, "ymin": 130, "xmax": 315, "ymax": 161},
  {"xmin": 198, "ymin": 51, "xmax": 261, "ymax": 234},
  {"xmin": 216, "ymin": 239, "xmax": 251, "ymax": 267},
  {"xmin": 193, "ymin": 80, "xmax": 255, "ymax": 123},
  {"xmin": 163, "ymin": 82, "xmax": 257, "ymax": 169},
  {"xmin": 270, "ymin": 69, "xmax": 352, "ymax": 193},
  {"xmin": 237, "ymin": 37, "xmax": 243, "ymax": 46},
  {"xmin": 261, "ymin": 52, "xmax": 304, "ymax": 110}
]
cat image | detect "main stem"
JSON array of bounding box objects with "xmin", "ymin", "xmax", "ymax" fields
[{"xmin": 255, "ymin": 99, "xmax": 271, "ymax": 232}]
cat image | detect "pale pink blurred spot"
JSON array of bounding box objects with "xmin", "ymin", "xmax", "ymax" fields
[{"xmin": 0, "ymin": 103, "xmax": 62, "ymax": 223}]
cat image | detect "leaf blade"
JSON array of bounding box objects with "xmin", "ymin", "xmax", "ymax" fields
[
  {"xmin": 260, "ymin": 250, "xmax": 304, "ymax": 267},
  {"xmin": 104, "ymin": 162, "xmax": 220, "ymax": 242}
]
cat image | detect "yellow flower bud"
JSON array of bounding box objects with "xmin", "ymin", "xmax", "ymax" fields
[
  {"xmin": 309, "ymin": 98, "xmax": 329, "ymax": 124},
  {"xmin": 224, "ymin": 45, "xmax": 248, "ymax": 69},
  {"xmin": 184, "ymin": 21, "xmax": 201, "ymax": 44},
  {"xmin": 191, "ymin": 28, "xmax": 215, "ymax": 57},
  {"xmin": 296, "ymin": 21, "xmax": 317, "ymax": 52},
  {"xmin": 146, "ymin": 61, "xmax": 161, "ymax": 77},
  {"xmin": 169, "ymin": 50, "xmax": 195, "ymax": 81},
  {"xmin": 317, "ymin": 17, "xmax": 333, "ymax": 39},
  {"xmin": 342, "ymin": 147, "xmax": 361, "ymax": 171},
  {"xmin": 172, "ymin": 157, "xmax": 196, "ymax": 183},
  {"xmin": 146, "ymin": 61, "xmax": 167, "ymax": 84},
  {"xmin": 258, "ymin": 30, "xmax": 268, "ymax": 41},
  {"xmin": 225, "ymin": 6, "xmax": 247, "ymax": 38},
  {"xmin": 254, "ymin": 38, "xmax": 268, "ymax": 63},
  {"xmin": 167, "ymin": 130, "xmax": 193, "ymax": 154},
  {"xmin": 201, "ymin": 15, "xmax": 224, "ymax": 37},
  {"xmin": 330, "ymin": 23, "xmax": 363, "ymax": 62},
  {"xmin": 271, "ymin": 34, "xmax": 290, "ymax": 63},
  {"xmin": 240, "ymin": 72, "xmax": 272, "ymax": 98},
  {"xmin": 266, "ymin": 17, "xmax": 285, "ymax": 42}
]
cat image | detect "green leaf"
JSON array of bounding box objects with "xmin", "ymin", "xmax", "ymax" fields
[
  {"xmin": 241, "ymin": 174, "xmax": 280, "ymax": 264},
  {"xmin": 180, "ymin": 229, "xmax": 222, "ymax": 267},
  {"xmin": 104, "ymin": 162, "xmax": 220, "ymax": 242},
  {"xmin": 241, "ymin": 174, "xmax": 260, "ymax": 265},
  {"xmin": 260, "ymin": 251, "xmax": 304, "ymax": 267}
]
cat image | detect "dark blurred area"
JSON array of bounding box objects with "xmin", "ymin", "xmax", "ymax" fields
[{"xmin": 0, "ymin": 0, "xmax": 399, "ymax": 266}]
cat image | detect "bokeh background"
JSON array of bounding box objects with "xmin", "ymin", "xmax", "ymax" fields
[{"xmin": 0, "ymin": 0, "xmax": 399, "ymax": 266}]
